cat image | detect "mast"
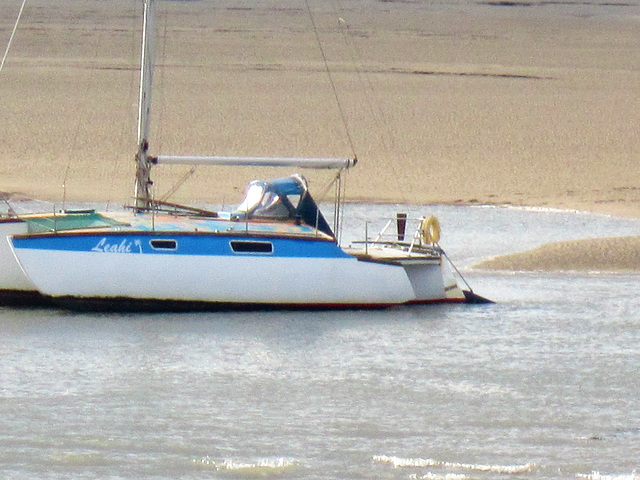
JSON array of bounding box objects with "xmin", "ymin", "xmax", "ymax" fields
[
  {"xmin": 134, "ymin": 0, "xmax": 155, "ymax": 211},
  {"xmin": 131, "ymin": 0, "xmax": 357, "ymax": 211}
]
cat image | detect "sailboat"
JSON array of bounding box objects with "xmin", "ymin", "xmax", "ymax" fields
[{"xmin": 8, "ymin": 0, "xmax": 487, "ymax": 310}]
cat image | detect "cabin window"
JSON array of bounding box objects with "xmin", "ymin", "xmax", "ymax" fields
[
  {"xmin": 150, "ymin": 239, "xmax": 177, "ymax": 250},
  {"xmin": 230, "ymin": 240, "xmax": 273, "ymax": 254}
]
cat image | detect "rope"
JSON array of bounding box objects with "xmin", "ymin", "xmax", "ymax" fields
[
  {"xmin": 0, "ymin": 0, "xmax": 27, "ymax": 74},
  {"xmin": 440, "ymin": 246, "xmax": 473, "ymax": 293}
]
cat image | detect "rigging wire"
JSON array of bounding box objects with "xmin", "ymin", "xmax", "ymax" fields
[
  {"xmin": 1, "ymin": 0, "xmax": 28, "ymax": 215},
  {"xmin": 106, "ymin": 0, "xmax": 141, "ymax": 211},
  {"xmin": 333, "ymin": 173, "xmax": 342, "ymax": 241},
  {"xmin": 155, "ymin": 9, "xmax": 169, "ymax": 158},
  {"xmin": 159, "ymin": 167, "xmax": 197, "ymax": 202},
  {"xmin": 316, "ymin": 169, "xmax": 343, "ymax": 203},
  {"xmin": 154, "ymin": 9, "xmax": 200, "ymax": 204},
  {"xmin": 0, "ymin": 0, "xmax": 27, "ymax": 75},
  {"xmin": 313, "ymin": 168, "xmax": 350, "ymax": 244},
  {"xmin": 304, "ymin": 0, "xmax": 361, "ymax": 242},
  {"xmin": 304, "ymin": 0, "xmax": 357, "ymax": 160},
  {"xmin": 330, "ymin": 0, "xmax": 409, "ymax": 205},
  {"xmin": 61, "ymin": 7, "xmax": 106, "ymax": 210},
  {"xmin": 336, "ymin": 168, "xmax": 349, "ymax": 244},
  {"xmin": 333, "ymin": 0, "xmax": 397, "ymax": 150}
]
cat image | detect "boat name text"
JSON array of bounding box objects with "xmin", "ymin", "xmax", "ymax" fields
[{"xmin": 92, "ymin": 238, "xmax": 143, "ymax": 253}]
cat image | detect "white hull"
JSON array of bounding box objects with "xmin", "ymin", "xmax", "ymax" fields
[{"xmin": 10, "ymin": 234, "xmax": 465, "ymax": 309}]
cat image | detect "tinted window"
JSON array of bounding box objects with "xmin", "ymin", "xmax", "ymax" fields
[
  {"xmin": 150, "ymin": 239, "xmax": 177, "ymax": 250},
  {"xmin": 230, "ymin": 241, "xmax": 273, "ymax": 253}
]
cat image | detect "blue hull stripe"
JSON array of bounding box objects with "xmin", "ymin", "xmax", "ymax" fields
[{"xmin": 11, "ymin": 232, "xmax": 352, "ymax": 259}]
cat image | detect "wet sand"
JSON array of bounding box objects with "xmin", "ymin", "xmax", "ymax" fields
[
  {"xmin": 1, "ymin": 0, "xmax": 640, "ymax": 271},
  {"xmin": 474, "ymin": 235, "xmax": 640, "ymax": 272}
]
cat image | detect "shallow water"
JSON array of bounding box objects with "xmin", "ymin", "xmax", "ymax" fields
[{"xmin": 1, "ymin": 205, "xmax": 639, "ymax": 479}]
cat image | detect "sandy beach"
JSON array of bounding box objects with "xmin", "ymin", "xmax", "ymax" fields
[{"xmin": 1, "ymin": 0, "xmax": 639, "ymax": 271}]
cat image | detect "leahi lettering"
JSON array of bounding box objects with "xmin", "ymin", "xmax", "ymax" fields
[{"xmin": 91, "ymin": 238, "xmax": 139, "ymax": 253}]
